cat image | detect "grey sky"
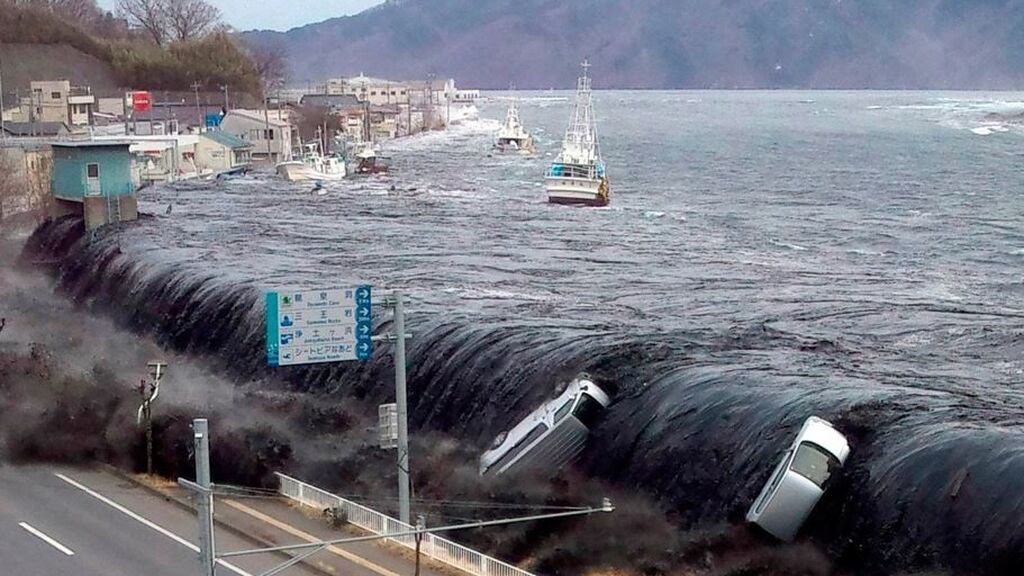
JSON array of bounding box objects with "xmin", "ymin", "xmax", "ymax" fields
[{"xmin": 96, "ymin": 0, "xmax": 384, "ymax": 32}]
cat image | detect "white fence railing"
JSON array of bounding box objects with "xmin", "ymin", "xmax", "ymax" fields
[{"xmin": 275, "ymin": 473, "xmax": 538, "ymax": 576}]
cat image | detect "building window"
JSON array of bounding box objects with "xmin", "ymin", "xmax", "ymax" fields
[
  {"xmin": 263, "ymin": 129, "xmax": 275, "ymax": 140},
  {"xmin": 51, "ymin": 91, "xmax": 61, "ymax": 100},
  {"xmin": 87, "ymin": 163, "xmax": 99, "ymax": 178}
]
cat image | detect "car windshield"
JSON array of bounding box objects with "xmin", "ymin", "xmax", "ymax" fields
[
  {"xmin": 571, "ymin": 394, "xmax": 605, "ymax": 427},
  {"xmin": 789, "ymin": 442, "xmax": 838, "ymax": 487}
]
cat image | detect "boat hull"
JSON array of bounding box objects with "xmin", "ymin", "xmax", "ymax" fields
[
  {"xmin": 545, "ymin": 176, "xmax": 610, "ymax": 207},
  {"xmin": 276, "ymin": 161, "xmax": 346, "ymax": 182}
]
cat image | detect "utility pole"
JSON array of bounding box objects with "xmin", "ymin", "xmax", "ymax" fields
[
  {"xmin": 194, "ymin": 418, "xmax": 216, "ymax": 576},
  {"xmin": 372, "ymin": 291, "xmax": 412, "ymax": 524},
  {"xmin": 1, "ymin": 51, "xmax": 6, "ymax": 142},
  {"xmin": 220, "ymin": 85, "xmax": 230, "ymax": 112},
  {"xmin": 191, "ymin": 82, "xmax": 202, "ymax": 130},
  {"xmin": 393, "ymin": 291, "xmax": 411, "ymax": 525},
  {"xmin": 136, "ymin": 361, "xmax": 166, "ymax": 476},
  {"xmin": 264, "ymin": 99, "xmax": 272, "ymax": 161},
  {"xmin": 414, "ymin": 515, "xmax": 425, "ymax": 576}
]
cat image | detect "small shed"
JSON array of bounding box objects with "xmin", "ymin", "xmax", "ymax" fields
[{"xmin": 51, "ymin": 141, "xmax": 138, "ymax": 230}]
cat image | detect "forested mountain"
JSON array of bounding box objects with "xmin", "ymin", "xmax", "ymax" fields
[{"xmin": 244, "ymin": 0, "xmax": 1024, "ymax": 89}]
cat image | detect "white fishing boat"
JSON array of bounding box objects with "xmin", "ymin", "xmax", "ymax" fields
[
  {"xmin": 276, "ymin": 127, "xmax": 347, "ymax": 182},
  {"xmin": 495, "ymin": 93, "xmax": 534, "ymax": 154},
  {"xmin": 545, "ymin": 60, "xmax": 610, "ymax": 207}
]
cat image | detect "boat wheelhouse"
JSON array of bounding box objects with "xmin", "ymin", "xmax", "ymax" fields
[{"xmin": 495, "ymin": 94, "xmax": 534, "ymax": 154}]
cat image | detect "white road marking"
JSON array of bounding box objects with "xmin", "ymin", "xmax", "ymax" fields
[
  {"xmin": 19, "ymin": 522, "xmax": 75, "ymax": 556},
  {"xmin": 55, "ymin": 472, "xmax": 252, "ymax": 576}
]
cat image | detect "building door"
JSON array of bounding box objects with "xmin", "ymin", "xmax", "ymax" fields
[{"xmin": 86, "ymin": 163, "xmax": 101, "ymax": 196}]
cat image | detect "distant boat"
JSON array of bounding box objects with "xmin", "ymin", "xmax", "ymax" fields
[
  {"xmin": 276, "ymin": 127, "xmax": 346, "ymax": 182},
  {"xmin": 495, "ymin": 92, "xmax": 534, "ymax": 154},
  {"xmin": 545, "ymin": 59, "xmax": 609, "ymax": 207}
]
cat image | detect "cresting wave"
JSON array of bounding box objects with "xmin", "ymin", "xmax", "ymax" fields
[{"xmin": 23, "ymin": 216, "xmax": 1024, "ymax": 575}]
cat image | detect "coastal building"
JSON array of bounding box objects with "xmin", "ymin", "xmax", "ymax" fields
[
  {"xmin": 299, "ymin": 94, "xmax": 362, "ymax": 111},
  {"xmin": 407, "ymin": 78, "xmax": 457, "ymax": 106},
  {"xmin": 219, "ymin": 109, "xmax": 293, "ymax": 163},
  {"xmin": 333, "ymin": 104, "xmax": 404, "ymax": 142},
  {"xmin": 50, "ymin": 141, "xmax": 137, "ymax": 230},
  {"xmin": 453, "ymin": 89, "xmax": 481, "ymax": 103},
  {"xmin": 27, "ymin": 80, "xmax": 96, "ymax": 127},
  {"xmin": 324, "ymin": 75, "xmax": 410, "ymax": 105},
  {"xmin": 196, "ymin": 130, "xmax": 252, "ymax": 174}
]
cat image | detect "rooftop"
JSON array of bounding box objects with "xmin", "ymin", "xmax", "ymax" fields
[
  {"xmin": 2, "ymin": 121, "xmax": 69, "ymax": 137},
  {"xmin": 300, "ymin": 94, "xmax": 362, "ymax": 109},
  {"xmin": 201, "ymin": 129, "xmax": 252, "ymax": 149},
  {"xmin": 225, "ymin": 109, "xmax": 290, "ymax": 127},
  {"xmin": 51, "ymin": 140, "xmax": 133, "ymax": 148}
]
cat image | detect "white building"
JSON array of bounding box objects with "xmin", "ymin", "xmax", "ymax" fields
[
  {"xmin": 196, "ymin": 130, "xmax": 252, "ymax": 175},
  {"xmin": 219, "ymin": 109, "xmax": 293, "ymax": 163},
  {"xmin": 26, "ymin": 80, "xmax": 95, "ymax": 127},
  {"xmin": 324, "ymin": 74, "xmax": 411, "ymax": 106}
]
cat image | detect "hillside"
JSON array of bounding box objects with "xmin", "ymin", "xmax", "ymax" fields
[
  {"xmin": 243, "ymin": 0, "xmax": 1024, "ymax": 89},
  {"xmin": 0, "ymin": 4, "xmax": 264, "ymax": 96},
  {"xmin": 0, "ymin": 43, "xmax": 120, "ymax": 93}
]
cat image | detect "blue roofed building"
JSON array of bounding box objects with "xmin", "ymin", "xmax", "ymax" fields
[{"xmin": 50, "ymin": 141, "xmax": 138, "ymax": 230}]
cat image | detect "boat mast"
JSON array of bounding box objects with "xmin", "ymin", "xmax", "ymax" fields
[
  {"xmin": 561, "ymin": 59, "xmax": 599, "ymax": 165},
  {"xmin": 506, "ymin": 83, "xmax": 520, "ymax": 130}
]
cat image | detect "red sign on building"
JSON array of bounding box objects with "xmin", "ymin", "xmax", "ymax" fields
[{"xmin": 131, "ymin": 91, "xmax": 152, "ymax": 112}]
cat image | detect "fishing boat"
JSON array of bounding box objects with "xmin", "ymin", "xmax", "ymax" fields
[
  {"xmin": 545, "ymin": 60, "xmax": 610, "ymax": 207},
  {"xmin": 352, "ymin": 144, "xmax": 390, "ymax": 175},
  {"xmin": 275, "ymin": 127, "xmax": 347, "ymax": 182},
  {"xmin": 495, "ymin": 93, "xmax": 534, "ymax": 154}
]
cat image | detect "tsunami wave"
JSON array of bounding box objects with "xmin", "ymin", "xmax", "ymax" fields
[{"xmin": 22, "ymin": 216, "xmax": 1024, "ymax": 575}]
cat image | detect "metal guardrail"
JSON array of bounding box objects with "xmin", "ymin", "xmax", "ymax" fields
[{"xmin": 275, "ymin": 472, "xmax": 538, "ymax": 576}]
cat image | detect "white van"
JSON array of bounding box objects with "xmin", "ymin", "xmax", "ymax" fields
[
  {"xmin": 746, "ymin": 416, "xmax": 851, "ymax": 541},
  {"xmin": 479, "ymin": 375, "xmax": 611, "ymax": 477}
]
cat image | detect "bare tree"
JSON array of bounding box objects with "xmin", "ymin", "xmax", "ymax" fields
[
  {"xmin": 48, "ymin": 0, "xmax": 102, "ymax": 22},
  {"xmin": 163, "ymin": 0, "xmax": 220, "ymax": 42},
  {"xmin": 250, "ymin": 41, "xmax": 291, "ymax": 93},
  {"xmin": 117, "ymin": 0, "xmax": 167, "ymax": 44},
  {"xmin": 6, "ymin": 0, "xmax": 105, "ymax": 28}
]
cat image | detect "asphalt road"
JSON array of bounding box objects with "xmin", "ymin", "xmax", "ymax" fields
[{"xmin": 0, "ymin": 464, "xmax": 322, "ymax": 576}]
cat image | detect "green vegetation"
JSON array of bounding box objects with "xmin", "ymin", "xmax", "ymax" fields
[
  {"xmin": 106, "ymin": 32, "xmax": 263, "ymax": 94},
  {"xmin": 0, "ymin": 2, "xmax": 264, "ymax": 96}
]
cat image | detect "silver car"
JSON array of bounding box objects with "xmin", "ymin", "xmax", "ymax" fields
[
  {"xmin": 480, "ymin": 375, "xmax": 611, "ymax": 477},
  {"xmin": 746, "ymin": 416, "xmax": 851, "ymax": 541}
]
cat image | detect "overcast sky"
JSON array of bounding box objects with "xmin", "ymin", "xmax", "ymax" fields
[{"xmin": 96, "ymin": 0, "xmax": 384, "ymax": 32}]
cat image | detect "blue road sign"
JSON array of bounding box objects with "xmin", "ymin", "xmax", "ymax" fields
[{"xmin": 266, "ymin": 285, "xmax": 373, "ymax": 367}]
